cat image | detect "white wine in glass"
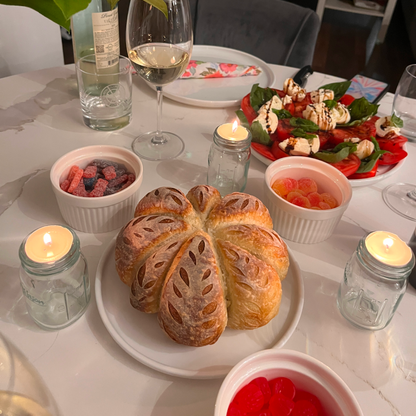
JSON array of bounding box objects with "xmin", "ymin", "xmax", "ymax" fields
[{"xmin": 127, "ymin": 0, "xmax": 193, "ymax": 161}]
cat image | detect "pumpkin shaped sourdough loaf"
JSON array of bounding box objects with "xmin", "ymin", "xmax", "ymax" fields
[{"xmin": 115, "ymin": 185, "xmax": 289, "ymax": 347}]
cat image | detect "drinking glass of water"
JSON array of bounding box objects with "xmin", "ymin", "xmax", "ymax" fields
[
  {"xmin": 393, "ymin": 64, "xmax": 416, "ymax": 139},
  {"xmin": 126, "ymin": 0, "xmax": 193, "ymax": 161}
]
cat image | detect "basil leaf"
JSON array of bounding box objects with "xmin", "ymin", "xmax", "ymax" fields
[
  {"xmin": 250, "ymin": 84, "xmax": 277, "ymax": 112},
  {"xmin": 391, "ymin": 113, "xmax": 404, "ymax": 128},
  {"xmin": 356, "ymin": 150, "xmax": 389, "ymax": 173},
  {"xmin": 348, "ymin": 97, "xmax": 379, "ymax": 122},
  {"xmin": 313, "ymin": 147, "xmax": 350, "ymax": 163},
  {"xmin": 370, "ymin": 136, "xmax": 380, "ymax": 152},
  {"xmin": 333, "ymin": 141, "xmax": 357, "ymax": 154},
  {"xmin": 319, "ymin": 81, "xmax": 352, "ymax": 101},
  {"xmin": 272, "ymin": 108, "xmax": 292, "ymax": 119},
  {"xmin": 289, "ymin": 117, "xmax": 319, "ymax": 132},
  {"xmin": 250, "ymin": 121, "xmax": 273, "ymax": 145},
  {"xmin": 235, "ymin": 110, "xmax": 250, "ymax": 129},
  {"xmin": 291, "ymin": 128, "xmax": 317, "ymax": 140},
  {"xmin": 324, "ymin": 99, "xmax": 337, "ymax": 110}
]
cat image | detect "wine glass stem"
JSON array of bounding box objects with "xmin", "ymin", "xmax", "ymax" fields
[{"xmin": 152, "ymin": 86, "xmax": 166, "ymax": 145}]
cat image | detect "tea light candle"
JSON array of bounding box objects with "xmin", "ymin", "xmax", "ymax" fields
[
  {"xmin": 365, "ymin": 231, "xmax": 412, "ymax": 267},
  {"xmin": 25, "ymin": 225, "xmax": 74, "ymax": 263},
  {"xmin": 217, "ymin": 121, "xmax": 249, "ymax": 141}
]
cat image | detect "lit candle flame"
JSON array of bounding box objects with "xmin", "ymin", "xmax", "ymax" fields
[
  {"xmin": 232, "ymin": 120, "xmax": 238, "ymax": 132},
  {"xmin": 383, "ymin": 237, "xmax": 394, "ymax": 251},
  {"xmin": 43, "ymin": 233, "xmax": 52, "ymax": 246}
]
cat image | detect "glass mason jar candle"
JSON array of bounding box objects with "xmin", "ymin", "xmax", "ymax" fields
[
  {"xmin": 337, "ymin": 231, "xmax": 415, "ymax": 330},
  {"xmin": 207, "ymin": 123, "xmax": 252, "ymax": 196},
  {"xmin": 18, "ymin": 225, "xmax": 90, "ymax": 330}
]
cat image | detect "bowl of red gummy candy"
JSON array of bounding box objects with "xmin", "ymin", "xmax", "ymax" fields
[
  {"xmin": 264, "ymin": 157, "xmax": 352, "ymax": 244},
  {"xmin": 50, "ymin": 145, "xmax": 143, "ymax": 233},
  {"xmin": 215, "ymin": 349, "xmax": 363, "ymax": 416}
]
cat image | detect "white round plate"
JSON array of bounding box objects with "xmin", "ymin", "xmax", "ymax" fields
[
  {"xmin": 161, "ymin": 45, "xmax": 275, "ymax": 108},
  {"xmin": 95, "ymin": 238, "xmax": 304, "ymax": 379},
  {"xmin": 251, "ymin": 146, "xmax": 407, "ymax": 188}
]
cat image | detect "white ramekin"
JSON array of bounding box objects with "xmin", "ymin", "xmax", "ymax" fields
[
  {"xmin": 50, "ymin": 145, "xmax": 143, "ymax": 233},
  {"xmin": 215, "ymin": 349, "xmax": 363, "ymax": 416},
  {"xmin": 264, "ymin": 157, "xmax": 352, "ymax": 244}
]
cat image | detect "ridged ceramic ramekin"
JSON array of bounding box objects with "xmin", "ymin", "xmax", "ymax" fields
[
  {"xmin": 50, "ymin": 145, "xmax": 143, "ymax": 233},
  {"xmin": 264, "ymin": 157, "xmax": 352, "ymax": 244}
]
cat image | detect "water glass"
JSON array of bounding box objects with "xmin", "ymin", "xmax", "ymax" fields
[
  {"xmin": 393, "ymin": 64, "xmax": 416, "ymax": 140},
  {"xmin": 337, "ymin": 233, "xmax": 414, "ymax": 330},
  {"xmin": 18, "ymin": 226, "xmax": 90, "ymax": 330},
  {"xmin": 76, "ymin": 54, "xmax": 132, "ymax": 131}
]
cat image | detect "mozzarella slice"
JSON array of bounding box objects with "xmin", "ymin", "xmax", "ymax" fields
[
  {"xmin": 258, "ymin": 95, "xmax": 283, "ymax": 114},
  {"xmin": 344, "ymin": 137, "xmax": 375, "ymax": 159},
  {"xmin": 253, "ymin": 111, "xmax": 278, "ymax": 134},
  {"xmin": 333, "ymin": 103, "xmax": 351, "ymax": 124},
  {"xmin": 303, "ymin": 102, "xmax": 336, "ymax": 130},
  {"xmin": 279, "ymin": 135, "xmax": 320, "ymax": 156},
  {"xmin": 283, "ymin": 78, "xmax": 306, "ymax": 102},
  {"xmin": 375, "ymin": 116, "xmax": 401, "ymax": 137},
  {"xmin": 310, "ymin": 89, "xmax": 335, "ymax": 103}
]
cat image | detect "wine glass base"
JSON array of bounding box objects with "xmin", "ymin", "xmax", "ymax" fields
[
  {"xmin": 382, "ymin": 183, "xmax": 416, "ymax": 221},
  {"xmin": 132, "ymin": 131, "xmax": 185, "ymax": 161}
]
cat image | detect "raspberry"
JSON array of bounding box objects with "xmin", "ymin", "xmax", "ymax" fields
[
  {"xmin": 67, "ymin": 168, "xmax": 84, "ymax": 194},
  {"xmin": 102, "ymin": 165, "xmax": 117, "ymax": 180}
]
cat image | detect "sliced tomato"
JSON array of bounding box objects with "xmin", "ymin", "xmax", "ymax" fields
[
  {"xmin": 293, "ymin": 93, "xmax": 312, "ymax": 118},
  {"xmin": 241, "ymin": 93, "xmax": 258, "ymax": 124},
  {"xmin": 285, "ymin": 102, "xmax": 295, "ymax": 116},
  {"xmin": 349, "ymin": 159, "xmax": 379, "ymax": 179},
  {"xmin": 379, "ymin": 147, "xmax": 408, "ymax": 165},
  {"xmin": 339, "ymin": 94, "xmax": 355, "ymax": 106},
  {"xmin": 377, "ymin": 134, "xmax": 408, "ymax": 150},
  {"xmin": 276, "ymin": 118, "xmax": 294, "ymax": 141},
  {"xmin": 326, "ymin": 153, "xmax": 361, "ymax": 177},
  {"xmin": 328, "ymin": 116, "xmax": 378, "ymax": 147},
  {"xmin": 251, "ymin": 143, "xmax": 275, "ymax": 161},
  {"xmin": 271, "ymin": 141, "xmax": 290, "ymax": 159}
]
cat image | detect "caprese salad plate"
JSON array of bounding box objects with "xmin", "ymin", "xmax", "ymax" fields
[{"xmin": 237, "ymin": 80, "xmax": 408, "ymax": 187}]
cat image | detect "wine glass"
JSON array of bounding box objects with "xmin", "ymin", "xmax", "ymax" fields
[
  {"xmin": 382, "ymin": 64, "xmax": 416, "ymax": 220},
  {"xmin": 126, "ymin": 0, "xmax": 193, "ymax": 161}
]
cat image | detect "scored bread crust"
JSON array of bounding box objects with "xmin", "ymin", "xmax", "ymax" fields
[
  {"xmin": 216, "ymin": 240, "xmax": 282, "ymax": 330},
  {"xmin": 158, "ymin": 232, "xmax": 227, "ymax": 347},
  {"xmin": 115, "ymin": 185, "xmax": 289, "ymax": 347}
]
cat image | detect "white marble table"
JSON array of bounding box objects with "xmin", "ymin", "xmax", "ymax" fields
[{"xmin": 0, "ymin": 62, "xmax": 415, "ymax": 416}]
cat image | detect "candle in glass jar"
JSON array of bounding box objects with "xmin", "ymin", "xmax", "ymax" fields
[
  {"xmin": 25, "ymin": 225, "xmax": 73, "ymax": 263},
  {"xmin": 365, "ymin": 231, "xmax": 412, "ymax": 267},
  {"xmin": 217, "ymin": 121, "xmax": 249, "ymax": 141}
]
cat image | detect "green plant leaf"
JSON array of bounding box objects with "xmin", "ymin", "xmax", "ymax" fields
[
  {"xmin": 144, "ymin": 0, "xmax": 168, "ymax": 19},
  {"xmin": 356, "ymin": 150, "xmax": 389, "ymax": 173},
  {"xmin": 332, "ymin": 141, "xmax": 357, "ymax": 154},
  {"xmin": 337, "ymin": 97, "xmax": 379, "ymax": 127},
  {"xmin": 313, "ymin": 147, "xmax": 350, "ymax": 163},
  {"xmin": 290, "ymin": 128, "xmax": 317, "ymax": 140},
  {"xmin": 319, "ymin": 81, "xmax": 351, "ymax": 101},
  {"xmin": 250, "ymin": 121, "xmax": 273, "ymax": 145},
  {"xmin": 391, "ymin": 113, "xmax": 404, "ymax": 128},
  {"xmin": 250, "ymin": 84, "xmax": 278, "ymax": 112},
  {"xmin": 289, "ymin": 117, "xmax": 319, "ymax": 132},
  {"xmin": 324, "ymin": 99, "xmax": 337, "ymax": 110},
  {"xmin": 235, "ymin": 110, "xmax": 250, "ymax": 129},
  {"xmin": 0, "ymin": 0, "xmax": 92, "ymax": 30},
  {"xmin": 272, "ymin": 108, "xmax": 292, "ymax": 119}
]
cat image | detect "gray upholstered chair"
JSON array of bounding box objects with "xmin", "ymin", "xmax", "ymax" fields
[{"xmin": 189, "ymin": 0, "xmax": 320, "ymax": 68}]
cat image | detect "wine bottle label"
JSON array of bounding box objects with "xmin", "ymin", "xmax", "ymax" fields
[{"xmin": 92, "ymin": 8, "xmax": 120, "ymax": 69}]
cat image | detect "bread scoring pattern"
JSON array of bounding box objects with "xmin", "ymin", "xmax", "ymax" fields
[{"xmin": 115, "ymin": 185, "xmax": 289, "ymax": 347}]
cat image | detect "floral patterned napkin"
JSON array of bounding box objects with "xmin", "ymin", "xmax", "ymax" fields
[{"xmin": 180, "ymin": 60, "xmax": 262, "ymax": 79}]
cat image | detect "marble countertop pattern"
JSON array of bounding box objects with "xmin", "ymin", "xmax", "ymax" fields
[{"xmin": 0, "ymin": 62, "xmax": 415, "ymax": 416}]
